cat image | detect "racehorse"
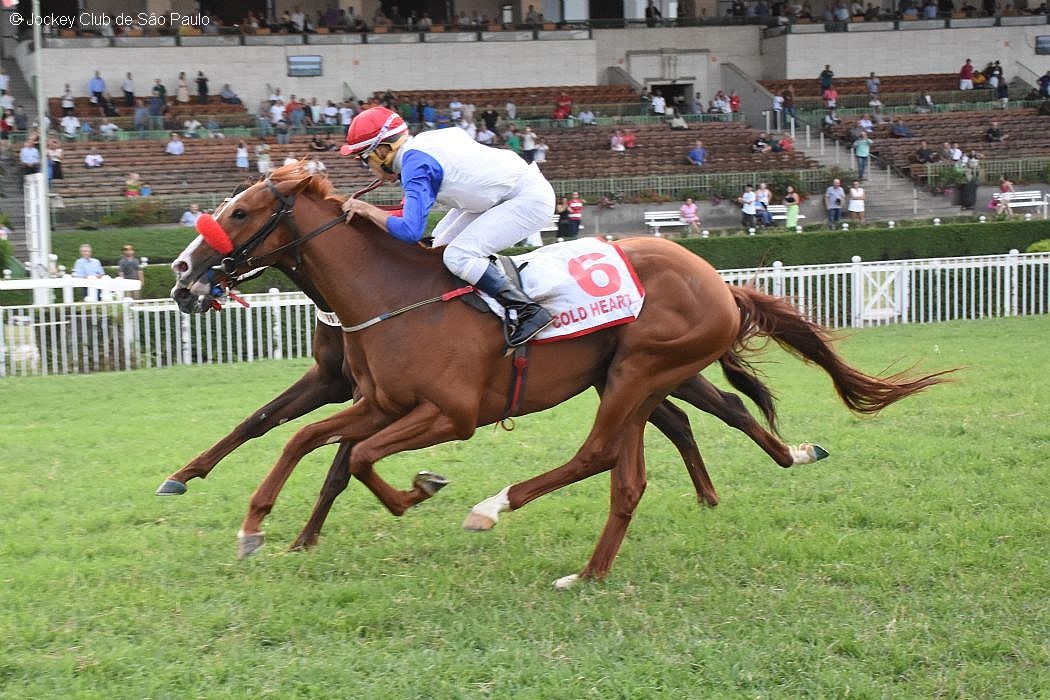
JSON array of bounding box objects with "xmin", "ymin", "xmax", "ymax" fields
[{"xmin": 170, "ymin": 164, "xmax": 952, "ymax": 588}]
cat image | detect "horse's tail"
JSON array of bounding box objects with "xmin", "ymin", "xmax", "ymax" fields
[
  {"xmin": 728, "ymin": 285, "xmax": 955, "ymax": 414},
  {"xmin": 718, "ymin": 350, "xmax": 780, "ymax": 435}
]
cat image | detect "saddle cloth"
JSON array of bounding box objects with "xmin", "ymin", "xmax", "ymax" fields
[{"xmin": 481, "ymin": 238, "xmax": 646, "ymax": 343}]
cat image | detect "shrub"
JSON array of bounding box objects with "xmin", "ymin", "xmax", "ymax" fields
[
  {"xmin": 1026, "ymin": 239, "xmax": 1050, "ymax": 253},
  {"xmin": 99, "ymin": 200, "xmax": 174, "ymax": 228}
]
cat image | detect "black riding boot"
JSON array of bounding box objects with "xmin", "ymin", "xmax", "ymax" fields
[{"xmin": 474, "ymin": 263, "xmax": 553, "ymax": 347}]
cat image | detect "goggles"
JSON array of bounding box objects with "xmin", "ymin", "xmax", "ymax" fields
[{"xmin": 340, "ymin": 112, "xmax": 403, "ymax": 162}]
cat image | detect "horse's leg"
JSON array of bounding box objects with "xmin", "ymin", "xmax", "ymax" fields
[
  {"xmin": 158, "ymin": 325, "xmax": 353, "ymax": 494},
  {"xmin": 288, "ymin": 441, "xmax": 352, "ymax": 551},
  {"xmin": 239, "ymin": 400, "xmax": 463, "ymax": 558},
  {"xmin": 671, "ymin": 376, "xmax": 827, "ymax": 468},
  {"xmin": 647, "ymin": 399, "xmax": 719, "ymax": 507}
]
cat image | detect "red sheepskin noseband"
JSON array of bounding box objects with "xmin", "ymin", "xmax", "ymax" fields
[{"xmin": 196, "ymin": 214, "xmax": 234, "ymax": 255}]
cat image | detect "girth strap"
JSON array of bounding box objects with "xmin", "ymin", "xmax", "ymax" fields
[{"xmin": 498, "ymin": 344, "xmax": 531, "ymax": 430}]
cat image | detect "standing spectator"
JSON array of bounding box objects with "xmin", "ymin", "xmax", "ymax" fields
[
  {"xmin": 771, "ymin": 92, "xmax": 784, "ymax": 128},
  {"xmin": 651, "ymin": 90, "xmax": 666, "ymax": 116},
  {"xmin": 645, "ymin": 0, "xmax": 663, "ymax": 24},
  {"xmin": 61, "ymin": 84, "xmax": 76, "ymax": 116},
  {"xmin": 567, "ymin": 192, "xmax": 585, "ymax": 238},
  {"xmin": 47, "ymin": 138, "xmax": 63, "ymax": 180},
  {"xmin": 819, "ymin": 64, "xmax": 835, "ymax": 91},
  {"xmin": 20, "ymin": 137, "xmax": 41, "ymax": 174},
  {"xmin": 73, "ymin": 244, "xmax": 105, "ymax": 301},
  {"xmin": 99, "ymin": 117, "xmax": 120, "ymax": 141},
  {"xmin": 755, "ymin": 182, "xmax": 773, "ymax": 227},
  {"xmin": 133, "ymin": 99, "xmax": 149, "ymax": 132},
  {"xmin": 996, "ymin": 79, "xmax": 1009, "ymax": 109},
  {"xmin": 235, "ymin": 139, "xmax": 249, "ymax": 173},
  {"xmin": 180, "ymin": 204, "xmax": 203, "ymax": 226},
  {"xmin": 521, "ymin": 126, "xmax": 537, "ymax": 163},
  {"xmin": 782, "ymin": 185, "xmax": 801, "ymax": 229},
  {"xmin": 0, "ymin": 66, "xmax": 8, "ymax": 95},
  {"xmin": 996, "ymin": 174, "xmax": 1015, "ymax": 217},
  {"xmin": 866, "ymin": 72, "xmax": 881, "ymax": 99},
  {"xmin": 175, "ymin": 72, "xmax": 191, "ymax": 104},
  {"xmin": 196, "ymin": 71, "xmax": 209, "ymax": 105},
  {"xmin": 1039, "ymin": 71, "xmax": 1050, "ymax": 99},
  {"xmin": 728, "ymin": 91, "xmax": 741, "ymax": 113},
  {"xmin": 959, "ymin": 58, "xmax": 975, "ymax": 90},
  {"xmin": 555, "ymin": 197, "xmax": 574, "ymax": 239},
  {"xmin": 687, "ymin": 139, "xmax": 707, "ymax": 166},
  {"xmin": 480, "ymin": 105, "xmax": 499, "ymax": 133},
  {"xmin": 121, "ymin": 72, "xmax": 135, "ymax": 108},
  {"xmin": 275, "ymin": 119, "xmax": 291, "ymax": 145},
  {"xmin": 88, "ymin": 71, "xmax": 106, "ymax": 104},
  {"xmin": 782, "ymin": 85, "xmax": 797, "ymax": 123},
  {"xmin": 505, "ymin": 99, "xmax": 517, "ymax": 121},
  {"xmin": 165, "ymin": 132, "xmax": 185, "ymax": 155},
  {"xmin": 848, "ymin": 180, "xmax": 866, "ymax": 223},
  {"xmin": 533, "ymin": 137, "xmax": 549, "ymax": 164},
  {"xmin": 679, "ymin": 197, "xmax": 701, "ymax": 236},
  {"xmin": 118, "ymin": 245, "xmax": 144, "ymax": 298},
  {"xmin": 852, "ymin": 132, "xmax": 872, "ymax": 179},
  {"xmin": 738, "ymin": 184, "xmax": 757, "ymax": 229},
  {"xmin": 825, "ymin": 178, "xmax": 845, "ymax": 227},
  {"xmin": 148, "ymin": 92, "xmax": 166, "ymax": 131},
  {"xmin": 255, "ymin": 137, "xmax": 272, "ymax": 175}
]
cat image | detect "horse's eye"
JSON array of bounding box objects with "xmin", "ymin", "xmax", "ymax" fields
[{"xmin": 232, "ymin": 209, "xmax": 247, "ymax": 220}]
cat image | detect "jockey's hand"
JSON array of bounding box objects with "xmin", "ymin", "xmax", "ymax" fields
[{"xmin": 342, "ymin": 197, "xmax": 371, "ymax": 223}]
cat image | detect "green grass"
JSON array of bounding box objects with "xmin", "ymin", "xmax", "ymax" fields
[{"xmin": 1, "ymin": 317, "xmax": 1048, "ymax": 697}]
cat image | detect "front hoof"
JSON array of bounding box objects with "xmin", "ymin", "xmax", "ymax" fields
[
  {"xmin": 462, "ymin": 512, "xmax": 496, "ymax": 531},
  {"xmin": 289, "ymin": 533, "xmax": 319, "ymax": 552},
  {"xmin": 237, "ymin": 531, "xmax": 265, "ymax": 559},
  {"xmin": 155, "ymin": 479, "xmax": 188, "ymax": 496},
  {"xmin": 553, "ymin": 574, "xmax": 580, "ymax": 591},
  {"xmin": 414, "ymin": 470, "xmax": 450, "ymax": 496}
]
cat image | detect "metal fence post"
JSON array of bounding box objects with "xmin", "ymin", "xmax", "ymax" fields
[
  {"xmin": 1007, "ymin": 248, "xmax": 1019, "ymax": 317},
  {"xmin": 772, "ymin": 260, "xmax": 784, "ymax": 298},
  {"xmin": 850, "ymin": 255, "xmax": 863, "ymax": 328},
  {"xmin": 269, "ymin": 288, "xmax": 283, "ymax": 360},
  {"xmin": 180, "ymin": 312, "xmax": 192, "ymax": 366},
  {"xmin": 121, "ymin": 296, "xmax": 134, "ymax": 370}
]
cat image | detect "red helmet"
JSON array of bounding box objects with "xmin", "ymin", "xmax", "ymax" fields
[{"xmin": 339, "ymin": 107, "xmax": 408, "ymax": 157}]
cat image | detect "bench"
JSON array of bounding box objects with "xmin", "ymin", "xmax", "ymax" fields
[
  {"xmin": 992, "ymin": 191, "xmax": 1046, "ymax": 218},
  {"xmin": 539, "ymin": 215, "xmax": 584, "ymax": 235},
  {"xmin": 766, "ymin": 204, "xmax": 807, "ymax": 222},
  {"xmin": 644, "ymin": 210, "xmax": 689, "ymax": 235}
]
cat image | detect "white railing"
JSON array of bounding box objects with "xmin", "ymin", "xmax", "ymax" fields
[{"xmin": 1, "ymin": 252, "xmax": 1047, "ymax": 377}]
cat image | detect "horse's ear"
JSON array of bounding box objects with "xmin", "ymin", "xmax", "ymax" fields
[{"xmin": 270, "ymin": 171, "xmax": 314, "ymax": 199}]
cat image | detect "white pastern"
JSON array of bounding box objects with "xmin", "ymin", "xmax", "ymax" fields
[
  {"xmin": 324, "ymin": 435, "xmax": 343, "ymax": 445},
  {"xmin": 790, "ymin": 443, "xmax": 817, "ymax": 465},
  {"xmin": 470, "ymin": 485, "xmax": 511, "ymax": 524},
  {"xmin": 553, "ymin": 574, "xmax": 580, "ymax": 591}
]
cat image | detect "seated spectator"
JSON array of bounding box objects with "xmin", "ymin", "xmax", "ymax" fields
[
  {"xmin": 687, "ymin": 139, "xmax": 707, "ymax": 166},
  {"xmin": 183, "ymin": 115, "xmax": 203, "ymax": 138},
  {"xmin": 948, "ymin": 141, "xmax": 963, "ymax": 163},
  {"xmin": 60, "ymin": 114, "xmax": 81, "ymax": 140},
  {"xmin": 1040, "ymin": 100, "xmax": 1050, "ymax": 116},
  {"xmin": 751, "ymin": 133, "xmax": 772, "ymax": 154},
  {"xmin": 679, "ymin": 197, "xmax": 701, "ymax": 236},
  {"xmin": 124, "ymin": 172, "xmax": 142, "ymax": 195},
  {"xmin": 99, "ymin": 92, "xmax": 119, "ymax": 117},
  {"xmin": 889, "ymin": 118, "xmax": 915, "ymax": 138},
  {"xmin": 578, "ymin": 108, "xmax": 596, "ymax": 125},
  {"xmin": 609, "ymin": 129, "xmax": 626, "ymax": 153},
  {"xmin": 822, "ymin": 110, "xmax": 841, "ymax": 129},
  {"xmin": 913, "ymin": 140, "xmax": 936, "ymax": 163},
  {"xmin": 84, "ymin": 148, "xmax": 104, "ymax": 168},
  {"xmin": 98, "ymin": 117, "xmax": 120, "ymax": 140},
  {"xmin": 180, "ymin": 203, "xmax": 202, "ymax": 226},
  {"xmin": 621, "ymin": 129, "xmax": 636, "ymax": 149},
  {"xmin": 79, "ymin": 119, "xmax": 95, "ymax": 140},
  {"xmin": 206, "ymin": 116, "xmax": 223, "ymax": 138},
  {"xmin": 310, "ymin": 133, "xmax": 334, "ymax": 151},
  {"xmin": 165, "ymin": 132, "xmax": 185, "ymax": 155},
  {"xmin": 475, "ymin": 123, "xmax": 496, "ymax": 145},
  {"xmin": 857, "ymin": 113, "xmax": 874, "ymax": 133},
  {"xmin": 20, "ymin": 138, "xmax": 41, "ymax": 174},
  {"xmin": 669, "ymin": 113, "xmax": 689, "ymax": 130},
  {"xmin": 775, "ymin": 134, "xmax": 794, "ymax": 152},
  {"xmin": 985, "ymin": 120, "xmax": 1007, "ymax": 142},
  {"xmin": 220, "ymin": 84, "xmax": 242, "ymax": 104},
  {"xmin": 914, "ymin": 92, "xmax": 935, "ymax": 113}
]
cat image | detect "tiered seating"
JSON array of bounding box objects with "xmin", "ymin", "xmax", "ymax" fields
[
  {"xmin": 48, "ymin": 96, "xmax": 254, "ymax": 131},
  {"xmin": 759, "ymin": 73, "xmax": 997, "ymax": 109},
  {"xmin": 825, "ymin": 108, "xmax": 1050, "ymax": 177},
  {"xmin": 537, "ymin": 121, "xmax": 818, "ymax": 178},
  {"xmin": 377, "ymin": 85, "xmax": 639, "ymax": 116}
]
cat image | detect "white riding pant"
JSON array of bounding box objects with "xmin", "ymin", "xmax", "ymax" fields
[{"xmin": 431, "ymin": 163, "xmax": 555, "ymax": 285}]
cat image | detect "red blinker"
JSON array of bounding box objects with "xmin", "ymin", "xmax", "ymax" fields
[{"xmin": 196, "ymin": 214, "xmax": 234, "ymax": 255}]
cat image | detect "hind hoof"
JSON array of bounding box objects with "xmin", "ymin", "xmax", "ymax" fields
[
  {"xmin": 462, "ymin": 512, "xmax": 497, "ymax": 531},
  {"xmin": 414, "ymin": 471, "xmax": 450, "ymax": 496},
  {"xmin": 155, "ymin": 479, "xmax": 187, "ymax": 496},
  {"xmin": 790, "ymin": 443, "xmax": 830, "ymax": 466},
  {"xmin": 237, "ymin": 531, "xmax": 265, "ymax": 559}
]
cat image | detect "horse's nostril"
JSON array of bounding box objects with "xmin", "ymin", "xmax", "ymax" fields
[{"xmin": 173, "ymin": 260, "xmax": 189, "ymax": 274}]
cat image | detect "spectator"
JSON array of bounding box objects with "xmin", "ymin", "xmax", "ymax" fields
[
  {"xmin": 866, "ymin": 71, "xmax": 881, "ymax": 98},
  {"xmin": 728, "ymin": 91, "xmax": 741, "ymax": 113},
  {"xmin": 175, "ymin": 71, "xmax": 190, "ymax": 104},
  {"xmin": 476, "ymin": 123, "xmax": 496, "ymax": 145},
  {"xmin": 819, "ymin": 64, "xmax": 835, "ymax": 91},
  {"xmin": 219, "ymin": 84, "xmax": 242, "ymax": 105},
  {"xmin": 20, "ymin": 138, "xmax": 41, "ymax": 175},
  {"xmin": 98, "ymin": 92, "xmax": 119, "ymax": 118},
  {"xmin": 738, "ymin": 184, "xmax": 758, "ymax": 229},
  {"xmin": 755, "ymin": 182, "xmax": 774, "ymax": 227},
  {"xmin": 677, "ymin": 197, "xmax": 701, "ymax": 237},
  {"xmin": 1040, "ymin": 71, "xmax": 1050, "ymax": 99},
  {"xmin": 165, "ymin": 132, "xmax": 185, "ymax": 155},
  {"xmin": 83, "ymin": 148, "xmax": 104, "ymax": 168},
  {"xmin": 914, "ymin": 91, "xmax": 935, "ymax": 113},
  {"xmin": 609, "ymin": 129, "xmax": 626, "ymax": 153},
  {"xmin": 309, "ymin": 133, "xmax": 333, "ymax": 151},
  {"xmin": 578, "ymin": 107, "xmax": 596, "ymax": 125},
  {"xmin": 775, "ymin": 134, "xmax": 794, "ymax": 152},
  {"xmin": 61, "ymin": 84, "xmax": 76, "ymax": 116},
  {"xmin": 60, "ymin": 114, "xmax": 81, "ymax": 140},
  {"xmin": 196, "ymin": 71, "xmax": 209, "ymax": 105},
  {"xmin": 687, "ymin": 139, "xmax": 707, "ymax": 166},
  {"xmin": 206, "ymin": 116, "xmax": 223, "ymax": 139},
  {"xmin": 889, "ymin": 118, "xmax": 915, "ymax": 138},
  {"xmin": 118, "ymin": 244, "xmax": 144, "ymax": 297},
  {"xmin": 235, "ymin": 139, "xmax": 250, "ymax": 173},
  {"xmin": 79, "ymin": 119, "xmax": 95, "ymax": 141},
  {"xmin": 852, "ymin": 132, "xmax": 872, "ymax": 179},
  {"xmin": 183, "ymin": 115, "xmax": 203, "ymax": 138},
  {"xmin": 848, "ymin": 180, "xmax": 865, "ymax": 223},
  {"xmin": 99, "ymin": 117, "xmax": 120, "ymax": 141},
  {"xmin": 645, "ymin": 0, "xmax": 663, "ymax": 25},
  {"xmin": 121, "ymin": 72, "xmax": 135, "ymax": 108},
  {"xmin": 782, "ymin": 185, "xmax": 801, "ymax": 229},
  {"xmin": 913, "ymin": 140, "xmax": 936, "ymax": 163},
  {"xmin": 180, "ymin": 204, "xmax": 203, "ymax": 226},
  {"xmin": 124, "ymin": 172, "xmax": 142, "ymax": 196},
  {"xmin": 533, "ymin": 137, "xmax": 549, "ymax": 165},
  {"xmin": 822, "ymin": 84, "xmax": 838, "ymax": 111},
  {"xmin": 133, "ymin": 99, "xmax": 149, "ymax": 132},
  {"xmin": 857, "ymin": 113, "xmax": 874, "ymax": 133},
  {"xmin": 959, "ymin": 58, "xmax": 975, "ymax": 90},
  {"xmin": 985, "ymin": 120, "xmax": 1007, "ymax": 142},
  {"xmin": 0, "ymin": 109, "xmax": 12, "ymax": 157},
  {"xmin": 88, "ymin": 71, "xmax": 106, "ymax": 104},
  {"xmin": 275, "ymin": 119, "xmax": 291, "ymax": 145},
  {"xmin": 996, "ymin": 79, "xmax": 1009, "ymax": 109},
  {"xmin": 567, "ymin": 192, "xmax": 585, "ymax": 238},
  {"xmin": 555, "ymin": 197, "xmax": 574, "ymax": 239},
  {"xmin": 73, "ymin": 243, "xmax": 105, "ymax": 301},
  {"xmin": 521, "ymin": 126, "xmax": 537, "ymax": 163},
  {"xmin": 948, "ymin": 142, "xmax": 963, "ymax": 164},
  {"xmin": 669, "ymin": 113, "xmax": 689, "ymax": 130},
  {"xmin": 553, "ymin": 92, "xmax": 573, "ymax": 121},
  {"xmin": 996, "ymin": 174, "xmax": 1015, "ymax": 217},
  {"xmin": 771, "ymin": 92, "xmax": 784, "ymax": 128},
  {"xmin": 751, "ymin": 133, "xmax": 773, "ymax": 154},
  {"xmin": 824, "ymin": 178, "xmax": 845, "ymax": 228},
  {"xmin": 255, "ymin": 138, "xmax": 272, "ymax": 174},
  {"xmin": 148, "ymin": 93, "xmax": 165, "ymax": 131},
  {"xmin": 622, "ymin": 129, "xmax": 637, "ymax": 149},
  {"xmin": 651, "ymin": 90, "xmax": 666, "ymax": 117},
  {"xmin": 782, "ymin": 85, "xmax": 797, "ymax": 123}
]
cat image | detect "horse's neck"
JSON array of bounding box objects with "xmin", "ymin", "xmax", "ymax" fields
[{"xmin": 294, "ymin": 198, "xmax": 454, "ymax": 324}]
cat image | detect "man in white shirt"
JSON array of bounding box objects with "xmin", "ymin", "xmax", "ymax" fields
[
  {"xmin": 448, "ymin": 97, "xmax": 463, "ymax": 122},
  {"xmin": 578, "ymin": 108, "xmax": 596, "ymax": 125},
  {"xmin": 651, "ymin": 92, "xmax": 666, "ymax": 116},
  {"xmin": 99, "ymin": 118, "xmax": 121, "ymax": 140},
  {"xmin": 475, "ymin": 124, "xmax": 496, "ymax": 145},
  {"xmin": 183, "ymin": 116, "xmax": 203, "ymax": 138},
  {"xmin": 83, "ymin": 149, "xmax": 104, "ymax": 168},
  {"xmin": 60, "ymin": 115, "xmax": 80, "ymax": 139},
  {"xmin": 121, "ymin": 72, "xmax": 135, "ymax": 108},
  {"xmin": 180, "ymin": 204, "xmax": 202, "ymax": 226},
  {"xmin": 165, "ymin": 133, "xmax": 185, "ymax": 155}
]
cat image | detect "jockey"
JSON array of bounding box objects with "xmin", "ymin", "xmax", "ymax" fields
[{"xmin": 338, "ymin": 106, "xmax": 555, "ymax": 347}]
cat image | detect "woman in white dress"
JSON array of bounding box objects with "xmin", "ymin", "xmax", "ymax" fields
[{"xmin": 848, "ymin": 180, "xmax": 865, "ymax": 223}]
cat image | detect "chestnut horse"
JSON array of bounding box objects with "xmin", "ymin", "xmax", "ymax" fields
[{"xmin": 170, "ymin": 165, "xmax": 951, "ymax": 588}]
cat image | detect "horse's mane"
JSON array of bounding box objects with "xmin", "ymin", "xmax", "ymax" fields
[{"xmin": 267, "ymin": 162, "xmax": 348, "ymax": 205}]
